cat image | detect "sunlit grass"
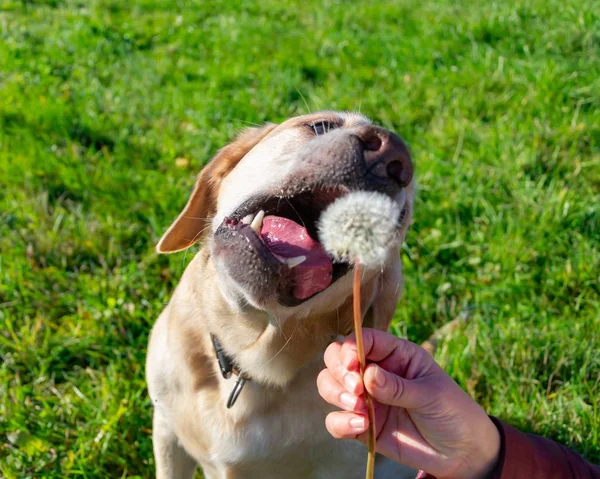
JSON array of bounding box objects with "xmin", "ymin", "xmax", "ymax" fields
[{"xmin": 1, "ymin": 0, "xmax": 598, "ymax": 476}]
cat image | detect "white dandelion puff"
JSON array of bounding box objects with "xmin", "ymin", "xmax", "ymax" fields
[{"xmin": 317, "ymin": 191, "xmax": 400, "ymax": 268}]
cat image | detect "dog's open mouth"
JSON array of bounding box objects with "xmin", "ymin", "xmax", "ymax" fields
[
  {"xmin": 214, "ymin": 186, "xmax": 407, "ymax": 306},
  {"xmin": 215, "ymin": 186, "xmax": 351, "ymax": 304}
]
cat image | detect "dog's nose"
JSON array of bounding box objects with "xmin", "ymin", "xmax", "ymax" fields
[{"xmin": 354, "ymin": 126, "xmax": 413, "ymax": 188}]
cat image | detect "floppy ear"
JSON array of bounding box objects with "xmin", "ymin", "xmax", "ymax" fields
[{"xmin": 156, "ymin": 123, "xmax": 277, "ymax": 253}]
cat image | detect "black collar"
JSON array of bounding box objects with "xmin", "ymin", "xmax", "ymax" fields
[{"xmin": 210, "ymin": 334, "xmax": 248, "ymax": 409}]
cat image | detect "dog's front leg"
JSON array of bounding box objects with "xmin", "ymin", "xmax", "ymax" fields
[{"xmin": 152, "ymin": 410, "xmax": 197, "ymax": 479}]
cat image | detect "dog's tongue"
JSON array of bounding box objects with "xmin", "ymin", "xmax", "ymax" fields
[{"xmin": 260, "ymin": 216, "xmax": 333, "ymax": 299}]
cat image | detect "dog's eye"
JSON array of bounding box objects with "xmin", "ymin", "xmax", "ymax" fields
[{"xmin": 308, "ymin": 121, "xmax": 337, "ymax": 136}]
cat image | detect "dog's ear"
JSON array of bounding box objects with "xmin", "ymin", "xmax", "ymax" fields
[{"xmin": 156, "ymin": 123, "xmax": 277, "ymax": 253}]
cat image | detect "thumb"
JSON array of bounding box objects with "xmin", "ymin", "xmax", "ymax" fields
[{"xmin": 363, "ymin": 364, "xmax": 424, "ymax": 410}]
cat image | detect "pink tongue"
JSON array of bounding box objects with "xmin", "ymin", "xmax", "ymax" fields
[{"xmin": 260, "ymin": 216, "xmax": 333, "ymax": 299}]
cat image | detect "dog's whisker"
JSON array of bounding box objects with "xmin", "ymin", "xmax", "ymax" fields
[
  {"xmin": 278, "ymin": 196, "xmax": 285, "ymax": 211},
  {"xmin": 284, "ymin": 197, "xmax": 307, "ymax": 229},
  {"xmin": 270, "ymin": 312, "xmax": 287, "ymax": 341},
  {"xmin": 181, "ymin": 216, "xmax": 213, "ymax": 220},
  {"xmin": 234, "ymin": 119, "xmax": 264, "ymax": 128},
  {"xmin": 295, "ymin": 87, "xmax": 312, "ymax": 115},
  {"xmin": 262, "ymin": 319, "xmax": 299, "ymax": 368},
  {"xmin": 181, "ymin": 220, "xmax": 213, "ymax": 266}
]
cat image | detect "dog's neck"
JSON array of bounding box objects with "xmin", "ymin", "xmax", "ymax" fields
[{"xmin": 173, "ymin": 248, "xmax": 371, "ymax": 388}]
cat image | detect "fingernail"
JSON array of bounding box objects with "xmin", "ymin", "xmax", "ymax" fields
[
  {"xmin": 345, "ymin": 373, "xmax": 359, "ymax": 392},
  {"xmin": 349, "ymin": 416, "xmax": 366, "ymax": 430},
  {"xmin": 373, "ymin": 366, "xmax": 386, "ymax": 388},
  {"xmin": 340, "ymin": 392, "xmax": 357, "ymax": 409}
]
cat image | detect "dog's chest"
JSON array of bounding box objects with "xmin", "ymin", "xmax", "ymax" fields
[{"xmin": 183, "ymin": 366, "xmax": 369, "ymax": 479}]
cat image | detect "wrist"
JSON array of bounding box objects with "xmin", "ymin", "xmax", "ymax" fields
[
  {"xmin": 443, "ymin": 414, "xmax": 501, "ymax": 479},
  {"xmin": 469, "ymin": 416, "xmax": 501, "ymax": 479}
]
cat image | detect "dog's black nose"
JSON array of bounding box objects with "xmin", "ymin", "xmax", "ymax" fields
[{"xmin": 354, "ymin": 126, "xmax": 413, "ymax": 188}]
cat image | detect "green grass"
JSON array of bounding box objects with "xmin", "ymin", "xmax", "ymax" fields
[{"xmin": 1, "ymin": 0, "xmax": 598, "ymax": 476}]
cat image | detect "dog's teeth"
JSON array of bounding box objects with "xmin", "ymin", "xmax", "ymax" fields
[
  {"xmin": 242, "ymin": 214, "xmax": 254, "ymax": 225},
  {"xmin": 251, "ymin": 210, "xmax": 265, "ymax": 233},
  {"xmin": 286, "ymin": 255, "xmax": 306, "ymax": 269}
]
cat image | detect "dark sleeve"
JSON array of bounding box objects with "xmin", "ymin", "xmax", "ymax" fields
[
  {"xmin": 488, "ymin": 416, "xmax": 600, "ymax": 479},
  {"xmin": 415, "ymin": 418, "xmax": 599, "ymax": 479}
]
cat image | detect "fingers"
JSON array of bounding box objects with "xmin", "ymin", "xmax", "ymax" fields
[
  {"xmin": 322, "ymin": 331, "xmax": 438, "ymax": 412},
  {"xmin": 317, "ymin": 369, "xmax": 366, "ymax": 413},
  {"xmin": 323, "ymin": 340, "xmax": 364, "ymax": 395},
  {"xmin": 363, "ymin": 363, "xmax": 424, "ymax": 409},
  {"xmin": 325, "ymin": 411, "xmax": 368, "ymax": 440},
  {"xmin": 339, "ymin": 329, "xmax": 437, "ymax": 379}
]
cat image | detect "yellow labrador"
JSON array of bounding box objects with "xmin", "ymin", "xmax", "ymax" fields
[{"xmin": 146, "ymin": 112, "xmax": 416, "ymax": 479}]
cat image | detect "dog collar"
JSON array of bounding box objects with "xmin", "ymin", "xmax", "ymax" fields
[{"xmin": 210, "ymin": 334, "xmax": 248, "ymax": 409}]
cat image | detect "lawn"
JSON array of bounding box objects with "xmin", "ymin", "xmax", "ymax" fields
[{"xmin": 0, "ymin": 0, "xmax": 598, "ymax": 476}]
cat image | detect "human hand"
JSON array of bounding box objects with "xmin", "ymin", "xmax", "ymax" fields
[{"xmin": 317, "ymin": 329, "xmax": 500, "ymax": 479}]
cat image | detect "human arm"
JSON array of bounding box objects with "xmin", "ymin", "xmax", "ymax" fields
[
  {"xmin": 317, "ymin": 329, "xmax": 500, "ymax": 478},
  {"xmin": 317, "ymin": 329, "xmax": 600, "ymax": 478}
]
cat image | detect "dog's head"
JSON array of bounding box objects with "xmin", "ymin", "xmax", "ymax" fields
[{"xmin": 157, "ymin": 112, "xmax": 414, "ymax": 317}]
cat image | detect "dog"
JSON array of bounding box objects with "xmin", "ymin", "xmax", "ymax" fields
[{"xmin": 146, "ymin": 111, "xmax": 416, "ymax": 479}]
